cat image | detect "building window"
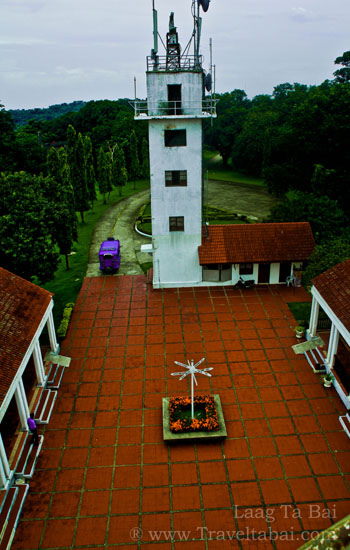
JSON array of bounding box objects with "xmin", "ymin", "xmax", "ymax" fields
[
  {"xmin": 167, "ymin": 84, "xmax": 182, "ymax": 115},
  {"xmin": 165, "ymin": 170, "xmax": 187, "ymax": 187},
  {"xmin": 169, "ymin": 216, "xmax": 184, "ymax": 232},
  {"xmin": 239, "ymin": 263, "xmax": 253, "ymax": 275},
  {"xmin": 164, "ymin": 129, "xmax": 187, "ymax": 147}
]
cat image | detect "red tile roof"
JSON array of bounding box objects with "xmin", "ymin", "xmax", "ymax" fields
[
  {"xmin": 312, "ymin": 259, "xmax": 350, "ymax": 331},
  {"xmin": 198, "ymin": 222, "xmax": 315, "ymax": 264},
  {"xmin": 0, "ymin": 269, "xmax": 53, "ymax": 407}
]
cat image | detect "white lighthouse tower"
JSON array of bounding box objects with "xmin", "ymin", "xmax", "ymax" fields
[{"xmin": 135, "ymin": 0, "xmax": 216, "ymax": 288}]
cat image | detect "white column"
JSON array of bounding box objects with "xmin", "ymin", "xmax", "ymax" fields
[
  {"xmin": 327, "ymin": 324, "xmax": 339, "ymax": 368},
  {"xmin": 309, "ymin": 296, "xmax": 320, "ymax": 337},
  {"xmin": 0, "ymin": 434, "xmax": 11, "ymax": 481},
  {"xmin": 33, "ymin": 341, "xmax": 46, "ymax": 387},
  {"xmin": 47, "ymin": 310, "xmax": 59, "ymax": 354},
  {"xmin": 15, "ymin": 379, "xmax": 30, "ymax": 430},
  {"xmin": 0, "ymin": 459, "xmax": 7, "ymax": 489}
]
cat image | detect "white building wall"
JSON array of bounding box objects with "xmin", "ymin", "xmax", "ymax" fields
[
  {"xmin": 270, "ymin": 263, "xmax": 280, "ymax": 284},
  {"xmin": 148, "ymin": 112, "xmax": 203, "ymax": 287},
  {"xmin": 147, "ymin": 72, "xmax": 203, "ymax": 115}
]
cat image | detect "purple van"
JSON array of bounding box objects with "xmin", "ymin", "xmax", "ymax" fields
[{"xmin": 99, "ymin": 238, "xmax": 121, "ymax": 272}]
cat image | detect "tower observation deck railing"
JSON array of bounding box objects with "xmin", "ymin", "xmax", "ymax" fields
[
  {"xmin": 134, "ymin": 98, "xmax": 217, "ymax": 118},
  {"xmin": 146, "ymin": 54, "xmax": 203, "ymax": 72}
]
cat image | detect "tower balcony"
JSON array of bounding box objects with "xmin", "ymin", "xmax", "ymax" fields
[
  {"xmin": 146, "ymin": 54, "xmax": 203, "ymax": 72},
  {"xmin": 134, "ymin": 98, "xmax": 217, "ymax": 120}
]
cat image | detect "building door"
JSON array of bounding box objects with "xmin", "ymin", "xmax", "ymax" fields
[
  {"xmin": 279, "ymin": 262, "xmax": 291, "ymax": 283},
  {"xmin": 258, "ymin": 263, "xmax": 270, "ymax": 283},
  {"xmin": 168, "ymin": 84, "xmax": 182, "ymax": 114}
]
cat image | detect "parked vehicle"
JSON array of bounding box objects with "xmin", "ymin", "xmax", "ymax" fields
[
  {"xmin": 235, "ymin": 276, "xmax": 255, "ymax": 289},
  {"xmin": 99, "ymin": 237, "xmax": 121, "ymax": 272}
]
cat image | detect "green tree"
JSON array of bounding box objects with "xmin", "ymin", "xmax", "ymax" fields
[
  {"xmin": 0, "ymin": 172, "xmax": 60, "ymax": 283},
  {"xmin": 15, "ymin": 124, "xmax": 46, "ymax": 173},
  {"xmin": 111, "ymin": 144, "xmax": 127, "ymax": 196},
  {"xmin": 302, "ymin": 239, "xmax": 350, "ymax": 289},
  {"xmin": 333, "ymin": 51, "xmax": 350, "ymax": 83},
  {"xmin": 97, "ymin": 147, "xmax": 110, "ymax": 203},
  {"xmin": 205, "ymin": 89, "xmax": 250, "ymax": 167},
  {"xmin": 66, "ymin": 125, "xmax": 89, "ymax": 222},
  {"xmin": 232, "ymin": 109, "xmax": 279, "ymax": 176},
  {"xmin": 140, "ymin": 137, "xmax": 150, "ymax": 179},
  {"xmin": 46, "ymin": 147, "xmax": 78, "ymax": 269},
  {"xmin": 129, "ymin": 130, "xmax": 140, "ymax": 189},
  {"xmin": 0, "ymin": 103, "xmax": 17, "ymax": 171},
  {"xmin": 84, "ymin": 135, "xmax": 97, "ymax": 208},
  {"xmin": 266, "ymin": 191, "xmax": 347, "ymax": 243}
]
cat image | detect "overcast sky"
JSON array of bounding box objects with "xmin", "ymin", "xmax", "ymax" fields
[{"xmin": 1, "ymin": 0, "xmax": 349, "ymax": 110}]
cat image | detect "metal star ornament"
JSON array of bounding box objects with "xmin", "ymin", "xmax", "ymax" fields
[{"xmin": 171, "ymin": 358, "xmax": 213, "ymax": 419}]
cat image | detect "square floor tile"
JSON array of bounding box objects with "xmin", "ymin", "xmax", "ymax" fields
[
  {"xmin": 114, "ymin": 465, "xmax": 141, "ymax": 488},
  {"xmin": 231, "ymin": 481, "xmax": 261, "ymax": 506},
  {"xmin": 199, "ymin": 461, "xmax": 227, "ymax": 483},
  {"xmin": 75, "ymin": 516, "xmax": 108, "ymax": 545},
  {"xmin": 111, "ymin": 488, "xmax": 140, "ymax": 514},
  {"xmin": 49, "ymin": 492, "xmax": 80, "ymax": 518},
  {"xmin": 172, "ymin": 462, "xmax": 198, "ymax": 485},
  {"xmin": 253, "ymin": 456, "xmax": 284, "ymax": 479},
  {"xmin": 41, "ymin": 518, "xmax": 75, "ymax": 548},
  {"xmin": 142, "ymin": 487, "xmax": 170, "ymax": 512},
  {"xmin": 226, "ymin": 458, "xmax": 256, "ymax": 482},
  {"xmin": 201, "ymin": 483, "xmax": 231, "ymax": 509},
  {"xmin": 80, "ymin": 490, "xmax": 110, "ymax": 515},
  {"xmin": 172, "ymin": 486, "xmax": 201, "ymax": 511}
]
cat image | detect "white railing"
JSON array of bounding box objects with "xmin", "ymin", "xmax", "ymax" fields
[
  {"xmin": 146, "ymin": 55, "xmax": 203, "ymax": 72},
  {"xmin": 134, "ymin": 99, "xmax": 217, "ymax": 118}
]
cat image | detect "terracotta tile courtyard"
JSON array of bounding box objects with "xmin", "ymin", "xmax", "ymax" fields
[{"xmin": 12, "ymin": 275, "xmax": 350, "ymax": 550}]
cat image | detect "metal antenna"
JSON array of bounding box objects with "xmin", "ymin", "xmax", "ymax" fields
[{"xmin": 152, "ymin": 0, "xmax": 158, "ymax": 57}]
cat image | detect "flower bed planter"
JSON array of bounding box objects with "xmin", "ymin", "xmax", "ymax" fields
[{"xmin": 162, "ymin": 394, "xmax": 227, "ymax": 442}]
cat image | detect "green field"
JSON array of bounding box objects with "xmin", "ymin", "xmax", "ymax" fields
[{"xmin": 203, "ymin": 150, "xmax": 265, "ymax": 187}]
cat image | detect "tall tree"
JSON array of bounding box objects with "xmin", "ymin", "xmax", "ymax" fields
[
  {"xmin": 97, "ymin": 147, "xmax": 110, "ymax": 203},
  {"xmin": 333, "ymin": 51, "xmax": 350, "ymax": 83},
  {"xmin": 207, "ymin": 89, "xmax": 251, "ymax": 167},
  {"xmin": 0, "ymin": 103, "xmax": 17, "ymax": 171},
  {"xmin": 129, "ymin": 130, "xmax": 140, "ymax": 189},
  {"xmin": 46, "ymin": 147, "xmax": 78, "ymax": 269},
  {"xmin": 0, "ymin": 172, "xmax": 60, "ymax": 283},
  {"xmin": 302, "ymin": 238, "xmax": 350, "ymax": 289},
  {"xmin": 266, "ymin": 191, "xmax": 347, "ymax": 243},
  {"xmin": 67, "ymin": 126, "xmax": 89, "ymax": 222},
  {"xmin": 140, "ymin": 137, "xmax": 150, "ymax": 179},
  {"xmin": 84, "ymin": 135, "xmax": 97, "ymax": 208},
  {"xmin": 111, "ymin": 144, "xmax": 128, "ymax": 196}
]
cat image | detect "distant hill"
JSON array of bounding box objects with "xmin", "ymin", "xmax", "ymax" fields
[{"xmin": 9, "ymin": 101, "xmax": 86, "ymax": 127}]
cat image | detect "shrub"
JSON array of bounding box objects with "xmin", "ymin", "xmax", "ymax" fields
[{"xmin": 57, "ymin": 303, "xmax": 74, "ymax": 339}]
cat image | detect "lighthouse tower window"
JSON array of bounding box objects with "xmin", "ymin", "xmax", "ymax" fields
[
  {"xmin": 165, "ymin": 170, "xmax": 187, "ymax": 187},
  {"xmin": 169, "ymin": 216, "xmax": 184, "ymax": 232},
  {"xmin": 167, "ymin": 84, "xmax": 182, "ymax": 115},
  {"xmin": 164, "ymin": 129, "xmax": 187, "ymax": 147}
]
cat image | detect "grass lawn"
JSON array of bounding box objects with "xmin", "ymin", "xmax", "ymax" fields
[
  {"xmin": 203, "ymin": 149, "xmax": 265, "ymax": 187},
  {"xmin": 288, "ymin": 301, "xmax": 329, "ymax": 327},
  {"xmin": 287, "ymin": 302, "xmax": 311, "ymax": 325},
  {"xmin": 44, "ymin": 179, "xmax": 150, "ymax": 328}
]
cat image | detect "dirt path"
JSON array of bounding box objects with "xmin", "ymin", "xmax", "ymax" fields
[
  {"xmin": 86, "ymin": 180, "xmax": 278, "ymax": 277},
  {"xmin": 85, "ymin": 189, "xmax": 151, "ymax": 277}
]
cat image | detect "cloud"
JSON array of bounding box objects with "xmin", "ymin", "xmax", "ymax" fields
[
  {"xmin": 290, "ymin": 7, "xmax": 316, "ymax": 22},
  {"xmin": 0, "ymin": 38, "xmax": 52, "ymax": 46}
]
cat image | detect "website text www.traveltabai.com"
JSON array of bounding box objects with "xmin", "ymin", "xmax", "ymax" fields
[{"xmin": 129, "ymin": 504, "xmax": 339, "ymax": 543}]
